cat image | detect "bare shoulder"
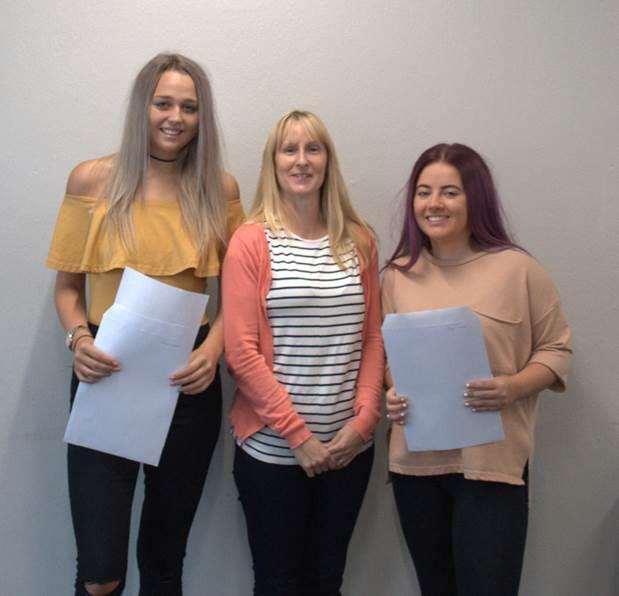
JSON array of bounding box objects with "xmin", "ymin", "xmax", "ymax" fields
[
  {"xmin": 66, "ymin": 155, "xmax": 115, "ymax": 197},
  {"xmin": 221, "ymin": 171, "xmax": 240, "ymax": 202}
]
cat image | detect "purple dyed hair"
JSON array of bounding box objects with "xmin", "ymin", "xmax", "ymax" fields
[{"xmin": 386, "ymin": 143, "xmax": 522, "ymax": 272}]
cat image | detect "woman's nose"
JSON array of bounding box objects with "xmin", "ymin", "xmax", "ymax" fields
[
  {"xmin": 167, "ymin": 106, "xmax": 182, "ymax": 122},
  {"xmin": 428, "ymin": 192, "xmax": 443, "ymax": 208}
]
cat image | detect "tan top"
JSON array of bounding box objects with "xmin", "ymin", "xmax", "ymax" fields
[
  {"xmin": 46, "ymin": 194, "xmax": 245, "ymax": 324},
  {"xmin": 382, "ymin": 249, "xmax": 572, "ymax": 485}
]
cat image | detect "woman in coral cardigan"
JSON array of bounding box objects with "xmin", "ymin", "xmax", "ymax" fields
[
  {"xmin": 383, "ymin": 143, "xmax": 572, "ymax": 596},
  {"xmin": 222, "ymin": 110, "xmax": 383, "ymax": 596}
]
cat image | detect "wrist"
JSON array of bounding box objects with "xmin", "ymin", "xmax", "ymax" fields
[
  {"xmin": 65, "ymin": 324, "xmax": 91, "ymax": 351},
  {"xmin": 506, "ymin": 374, "xmax": 524, "ymax": 403},
  {"xmin": 196, "ymin": 340, "xmax": 222, "ymax": 361},
  {"xmin": 72, "ymin": 333, "xmax": 93, "ymax": 352},
  {"xmin": 349, "ymin": 416, "xmax": 372, "ymax": 442}
]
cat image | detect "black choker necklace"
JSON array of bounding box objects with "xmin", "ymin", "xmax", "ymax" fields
[{"xmin": 149, "ymin": 154, "xmax": 176, "ymax": 163}]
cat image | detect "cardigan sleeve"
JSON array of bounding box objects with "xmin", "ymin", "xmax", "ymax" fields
[
  {"xmin": 349, "ymin": 239, "xmax": 385, "ymax": 440},
  {"xmin": 222, "ymin": 226, "xmax": 312, "ymax": 448}
]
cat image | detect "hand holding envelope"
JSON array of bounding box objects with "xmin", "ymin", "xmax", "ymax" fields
[
  {"xmin": 64, "ymin": 268, "xmax": 209, "ymax": 466},
  {"xmin": 382, "ymin": 306, "xmax": 504, "ymax": 452}
]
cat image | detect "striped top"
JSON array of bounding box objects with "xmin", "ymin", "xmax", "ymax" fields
[{"xmin": 239, "ymin": 228, "xmax": 370, "ymax": 464}]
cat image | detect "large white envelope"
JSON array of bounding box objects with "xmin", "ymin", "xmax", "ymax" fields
[
  {"xmin": 382, "ymin": 306, "xmax": 504, "ymax": 451},
  {"xmin": 64, "ymin": 268, "xmax": 209, "ymax": 465}
]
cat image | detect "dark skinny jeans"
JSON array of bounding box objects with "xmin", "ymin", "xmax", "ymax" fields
[
  {"xmin": 233, "ymin": 444, "xmax": 374, "ymax": 596},
  {"xmin": 68, "ymin": 324, "xmax": 221, "ymax": 596},
  {"xmin": 391, "ymin": 467, "xmax": 529, "ymax": 596}
]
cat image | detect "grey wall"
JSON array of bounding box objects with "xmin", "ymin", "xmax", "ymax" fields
[{"xmin": 1, "ymin": 1, "xmax": 617, "ymax": 594}]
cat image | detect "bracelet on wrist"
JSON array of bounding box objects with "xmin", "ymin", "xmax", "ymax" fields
[
  {"xmin": 65, "ymin": 324, "xmax": 90, "ymax": 351},
  {"xmin": 71, "ymin": 333, "xmax": 93, "ymax": 352}
]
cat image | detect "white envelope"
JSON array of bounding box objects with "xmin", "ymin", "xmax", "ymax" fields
[
  {"xmin": 64, "ymin": 268, "xmax": 209, "ymax": 465},
  {"xmin": 382, "ymin": 306, "xmax": 504, "ymax": 451}
]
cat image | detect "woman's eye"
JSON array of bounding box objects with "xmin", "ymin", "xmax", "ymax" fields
[
  {"xmin": 416, "ymin": 190, "xmax": 430, "ymax": 198},
  {"xmin": 183, "ymin": 105, "xmax": 197, "ymax": 113},
  {"xmin": 154, "ymin": 102, "xmax": 169, "ymax": 109}
]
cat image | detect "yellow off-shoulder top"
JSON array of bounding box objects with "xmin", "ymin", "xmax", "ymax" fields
[{"xmin": 46, "ymin": 194, "xmax": 245, "ymax": 325}]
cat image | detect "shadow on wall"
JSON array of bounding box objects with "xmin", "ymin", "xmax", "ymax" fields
[
  {"xmin": 614, "ymin": 498, "xmax": 619, "ymax": 596},
  {"xmin": 0, "ymin": 285, "xmax": 76, "ymax": 594},
  {"xmin": 608, "ymin": 498, "xmax": 619, "ymax": 596},
  {"xmin": 526, "ymin": 366, "xmax": 617, "ymax": 596}
]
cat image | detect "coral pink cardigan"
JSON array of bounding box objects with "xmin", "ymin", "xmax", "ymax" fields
[{"xmin": 222, "ymin": 223, "xmax": 384, "ymax": 449}]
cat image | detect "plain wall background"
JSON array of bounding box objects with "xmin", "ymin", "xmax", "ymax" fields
[{"xmin": 1, "ymin": 1, "xmax": 617, "ymax": 594}]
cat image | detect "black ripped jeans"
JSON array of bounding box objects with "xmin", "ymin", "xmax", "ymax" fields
[{"xmin": 68, "ymin": 324, "xmax": 221, "ymax": 596}]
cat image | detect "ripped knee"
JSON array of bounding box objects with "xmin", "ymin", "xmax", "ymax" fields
[{"xmin": 84, "ymin": 579, "xmax": 122, "ymax": 595}]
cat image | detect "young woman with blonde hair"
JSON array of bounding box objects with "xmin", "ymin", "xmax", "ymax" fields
[
  {"xmin": 222, "ymin": 110, "xmax": 384, "ymax": 595},
  {"xmin": 47, "ymin": 53, "xmax": 244, "ymax": 595}
]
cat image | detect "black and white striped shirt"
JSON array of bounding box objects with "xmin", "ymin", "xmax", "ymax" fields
[{"xmin": 239, "ymin": 229, "xmax": 370, "ymax": 465}]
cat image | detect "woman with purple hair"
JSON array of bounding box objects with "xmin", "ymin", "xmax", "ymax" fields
[{"xmin": 382, "ymin": 143, "xmax": 572, "ymax": 596}]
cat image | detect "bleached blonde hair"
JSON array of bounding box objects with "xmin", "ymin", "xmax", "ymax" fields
[
  {"xmin": 105, "ymin": 53, "xmax": 226, "ymax": 265},
  {"xmin": 249, "ymin": 110, "xmax": 372, "ymax": 268}
]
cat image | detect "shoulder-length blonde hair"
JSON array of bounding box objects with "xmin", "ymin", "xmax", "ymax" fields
[
  {"xmin": 105, "ymin": 53, "xmax": 226, "ymax": 265},
  {"xmin": 249, "ymin": 110, "xmax": 373, "ymax": 268}
]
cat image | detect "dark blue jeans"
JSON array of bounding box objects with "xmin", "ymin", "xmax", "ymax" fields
[
  {"xmin": 68, "ymin": 324, "xmax": 221, "ymax": 596},
  {"xmin": 391, "ymin": 468, "xmax": 529, "ymax": 596},
  {"xmin": 233, "ymin": 444, "xmax": 374, "ymax": 596}
]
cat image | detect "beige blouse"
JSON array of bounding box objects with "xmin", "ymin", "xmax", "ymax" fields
[{"xmin": 382, "ymin": 249, "xmax": 572, "ymax": 485}]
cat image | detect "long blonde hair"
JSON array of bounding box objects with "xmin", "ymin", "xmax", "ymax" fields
[
  {"xmin": 105, "ymin": 53, "xmax": 226, "ymax": 265},
  {"xmin": 250, "ymin": 110, "xmax": 372, "ymax": 268}
]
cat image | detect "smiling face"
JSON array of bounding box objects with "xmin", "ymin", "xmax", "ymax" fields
[
  {"xmin": 413, "ymin": 161, "xmax": 471, "ymax": 254},
  {"xmin": 149, "ymin": 70, "xmax": 199, "ymax": 159},
  {"xmin": 275, "ymin": 121, "xmax": 327, "ymax": 203}
]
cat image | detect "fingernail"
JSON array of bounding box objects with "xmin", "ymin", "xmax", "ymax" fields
[
  {"xmin": 463, "ymin": 392, "xmax": 469, "ymax": 397},
  {"xmin": 464, "ymin": 401, "xmax": 470, "ymax": 406},
  {"xmin": 466, "ymin": 383, "xmax": 470, "ymax": 388},
  {"xmin": 471, "ymin": 408, "xmax": 477, "ymax": 412}
]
